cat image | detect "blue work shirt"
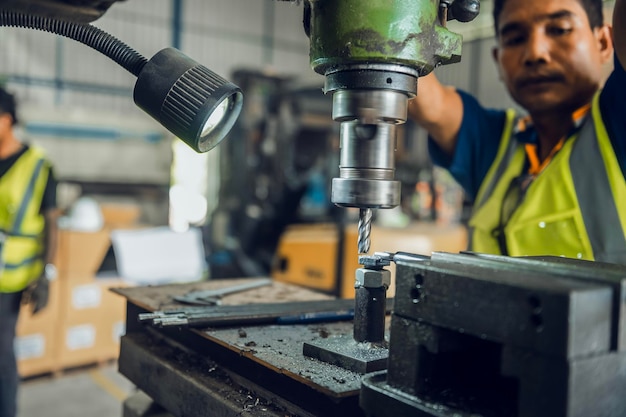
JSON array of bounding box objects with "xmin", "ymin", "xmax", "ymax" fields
[{"xmin": 429, "ymin": 55, "xmax": 626, "ymax": 201}]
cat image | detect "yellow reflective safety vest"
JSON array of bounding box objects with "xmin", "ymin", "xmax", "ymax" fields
[
  {"xmin": 469, "ymin": 92, "xmax": 626, "ymax": 264},
  {"xmin": 0, "ymin": 146, "xmax": 51, "ymax": 293}
]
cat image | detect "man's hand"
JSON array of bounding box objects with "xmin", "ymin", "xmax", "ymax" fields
[{"xmin": 22, "ymin": 275, "xmax": 49, "ymax": 314}]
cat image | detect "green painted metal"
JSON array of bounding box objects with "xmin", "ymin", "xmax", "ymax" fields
[{"xmin": 307, "ymin": 0, "xmax": 462, "ymax": 75}]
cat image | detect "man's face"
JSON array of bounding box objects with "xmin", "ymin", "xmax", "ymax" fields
[{"xmin": 493, "ymin": 0, "xmax": 612, "ymax": 114}]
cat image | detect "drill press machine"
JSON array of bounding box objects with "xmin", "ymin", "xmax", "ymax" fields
[{"xmin": 304, "ymin": 0, "xmax": 478, "ymax": 254}]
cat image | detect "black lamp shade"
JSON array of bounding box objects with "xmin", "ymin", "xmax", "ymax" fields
[{"xmin": 134, "ymin": 48, "xmax": 243, "ymax": 153}]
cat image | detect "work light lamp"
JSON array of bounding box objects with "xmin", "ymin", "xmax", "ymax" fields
[
  {"xmin": 134, "ymin": 48, "xmax": 243, "ymax": 152},
  {"xmin": 0, "ymin": 11, "xmax": 243, "ymax": 153}
]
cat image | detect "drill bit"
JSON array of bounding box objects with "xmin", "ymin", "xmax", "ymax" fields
[{"xmin": 358, "ymin": 208, "xmax": 372, "ymax": 254}]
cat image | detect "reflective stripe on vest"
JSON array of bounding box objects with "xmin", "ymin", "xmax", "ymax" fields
[
  {"xmin": 0, "ymin": 147, "xmax": 49, "ymax": 293},
  {"xmin": 468, "ymin": 92, "xmax": 626, "ymax": 263}
]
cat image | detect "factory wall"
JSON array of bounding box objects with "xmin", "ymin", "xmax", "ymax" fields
[{"xmin": 0, "ymin": 0, "xmax": 315, "ymax": 118}]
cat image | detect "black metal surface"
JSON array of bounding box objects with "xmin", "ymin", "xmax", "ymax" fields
[
  {"xmin": 121, "ymin": 302, "xmax": 367, "ymax": 417},
  {"xmin": 303, "ymin": 335, "xmax": 388, "ymax": 374},
  {"xmin": 394, "ymin": 255, "xmax": 613, "ymax": 359},
  {"xmin": 567, "ymin": 351, "xmax": 626, "ymax": 417},
  {"xmin": 360, "ymin": 371, "xmax": 482, "ymax": 417},
  {"xmin": 366, "ymin": 252, "xmax": 626, "ymax": 417},
  {"xmin": 119, "ymin": 332, "xmax": 299, "ymax": 417},
  {"xmin": 456, "ymin": 252, "xmax": 626, "ymax": 351},
  {"xmin": 386, "ymin": 317, "xmax": 519, "ymax": 417},
  {"xmin": 354, "ymin": 286, "xmax": 387, "ymax": 343}
]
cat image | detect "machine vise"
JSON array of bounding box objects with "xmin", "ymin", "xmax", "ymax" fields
[{"xmin": 360, "ymin": 252, "xmax": 626, "ymax": 417}]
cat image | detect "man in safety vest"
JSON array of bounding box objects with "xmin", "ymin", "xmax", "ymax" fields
[
  {"xmin": 0, "ymin": 87, "xmax": 58, "ymax": 417},
  {"xmin": 409, "ymin": 0, "xmax": 626, "ymax": 264}
]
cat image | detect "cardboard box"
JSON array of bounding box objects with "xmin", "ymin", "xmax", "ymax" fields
[
  {"xmin": 16, "ymin": 279, "xmax": 60, "ymax": 378},
  {"xmin": 272, "ymin": 224, "xmax": 339, "ymax": 293},
  {"xmin": 100, "ymin": 203, "xmax": 141, "ymax": 227},
  {"xmin": 56, "ymin": 229, "xmax": 111, "ymax": 276},
  {"xmin": 55, "ymin": 278, "xmax": 131, "ymax": 368},
  {"xmin": 55, "ymin": 280, "xmax": 105, "ymax": 368}
]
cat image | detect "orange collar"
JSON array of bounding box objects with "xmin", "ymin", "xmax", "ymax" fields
[{"xmin": 519, "ymin": 103, "xmax": 591, "ymax": 176}]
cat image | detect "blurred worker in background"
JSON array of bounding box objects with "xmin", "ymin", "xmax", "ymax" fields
[
  {"xmin": 0, "ymin": 86, "xmax": 57, "ymax": 417},
  {"xmin": 410, "ymin": 0, "xmax": 626, "ymax": 263}
]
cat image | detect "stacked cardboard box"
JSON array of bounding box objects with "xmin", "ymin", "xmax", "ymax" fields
[{"xmin": 15, "ymin": 226, "xmax": 133, "ymax": 378}]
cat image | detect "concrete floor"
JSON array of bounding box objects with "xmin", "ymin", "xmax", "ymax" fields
[{"xmin": 18, "ymin": 363, "xmax": 135, "ymax": 417}]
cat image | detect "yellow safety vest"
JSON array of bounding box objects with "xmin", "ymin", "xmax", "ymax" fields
[
  {"xmin": 0, "ymin": 146, "xmax": 50, "ymax": 293},
  {"xmin": 469, "ymin": 92, "xmax": 626, "ymax": 264}
]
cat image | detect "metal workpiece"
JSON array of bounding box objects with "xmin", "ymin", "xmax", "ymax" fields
[
  {"xmin": 303, "ymin": 257, "xmax": 392, "ymax": 373},
  {"xmin": 302, "ymin": 297, "xmax": 390, "ymax": 373},
  {"xmin": 303, "ymin": 335, "xmax": 390, "ymax": 375}
]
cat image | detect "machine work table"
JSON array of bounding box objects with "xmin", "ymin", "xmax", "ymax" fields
[
  {"xmin": 113, "ymin": 278, "xmax": 374, "ymax": 417},
  {"xmin": 115, "ymin": 253, "xmax": 626, "ymax": 417}
]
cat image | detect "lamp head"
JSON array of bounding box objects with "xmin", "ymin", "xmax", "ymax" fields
[{"xmin": 134, "ymin": 48, "xmax": 243, "ymax": 152}]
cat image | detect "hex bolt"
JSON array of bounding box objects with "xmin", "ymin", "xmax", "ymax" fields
[{"xmin": 355, "ymin": 268, "xmax": 391, "ymax": 289}]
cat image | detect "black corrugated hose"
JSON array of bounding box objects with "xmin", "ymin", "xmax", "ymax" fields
[{"xmin": 0, "ymin": 10, "xmax": 147, "ymax": 77}]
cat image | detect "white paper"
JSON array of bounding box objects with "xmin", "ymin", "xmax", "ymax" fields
[{"xmin": 110, "ymin": 226, "xmax": 207, "ymax": 285}]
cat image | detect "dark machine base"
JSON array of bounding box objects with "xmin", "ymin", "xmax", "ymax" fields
[
  {"xmin": 303, "ymin": 335, "xmax": 388, "ymax": 374},
  {"xmin": 360, "ymin": 371, "xmax": 482, "ymax": 417}
]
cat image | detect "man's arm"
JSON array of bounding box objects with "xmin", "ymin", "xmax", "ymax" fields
[
  {"xmin": 615, "ymin": 0, "xmax": 625, "ymax": 68},
  {"xmin": 407, "ymin": 72, "xmax": 464, "ymax": 156}
]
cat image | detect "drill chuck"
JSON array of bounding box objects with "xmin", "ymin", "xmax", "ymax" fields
[
  {"xmin": 330, "ymin": 88, "xmax": 405, "ymax": 210},
  {"xmin": 331, "ymin": 126, "xmax": 401, "ymax": 208}
]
